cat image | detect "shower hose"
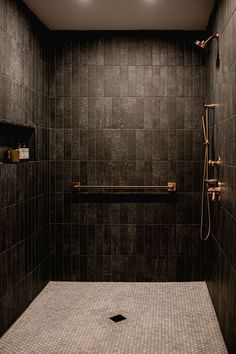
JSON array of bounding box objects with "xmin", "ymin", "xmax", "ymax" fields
[{"xmin": 200, "ymin": 113, "xmax": 211, "ymax": 240}]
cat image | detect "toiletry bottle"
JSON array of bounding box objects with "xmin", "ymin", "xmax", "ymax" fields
[
  {"xmin": 8, "ymin": 146, "xmax": 20, "ymax": 163},
  {"xmin": 18, "ymin": 143, "xmax": 24, "ymax": 161},
  {"xmin": 23, "ymin": 143, "xmax": 29, "ymax": 160}
]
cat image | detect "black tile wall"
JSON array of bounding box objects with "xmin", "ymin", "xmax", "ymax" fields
[
  {"xmin": 205, "ymin": 0, "xmax": 236, "ymax": 352},
  {"xmin": 0, "ymin": 0, "xmax": 50, "ymax": 335},
  {"xmin": 49, "ymin": 31, "xmax": 206, "ymax": 283}
]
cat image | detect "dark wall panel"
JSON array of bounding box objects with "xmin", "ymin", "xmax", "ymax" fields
[
  {"xmin": 49, "ymin": 31, "xmax": 206, "ymax": 282},
  {"xmin": 0, "ymin": 0, "xmax": 50, "ymax": 335},
  {"xmin": 206, "ymin": 0, "xmax": 236, "ymax": 353}
]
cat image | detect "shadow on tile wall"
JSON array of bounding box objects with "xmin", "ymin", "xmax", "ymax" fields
[
  {"xmin": 205, "ymin": 0, "xmax": 236, "ymax": 352},
  {"xmin": 0, "ymin": 0, "xmax": 50, "ymax": 335},
  {"xmin": 49, "ymin": 31, "xmax": 206, "ymax": 283}
]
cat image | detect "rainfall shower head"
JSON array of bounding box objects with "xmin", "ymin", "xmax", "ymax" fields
[{"xmin": 195, "ymin": 32, "xmax": 219, "ymax": 49}]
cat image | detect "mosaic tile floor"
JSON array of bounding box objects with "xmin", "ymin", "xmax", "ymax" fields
[{"xmin": 0, "ymin": 282, "xmax": 228, "ymax": 354}]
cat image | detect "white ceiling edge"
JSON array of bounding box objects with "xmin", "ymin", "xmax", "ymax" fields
[{"xmin": 23, "ymin": 0, "xmax": 215, "ymax": 31}]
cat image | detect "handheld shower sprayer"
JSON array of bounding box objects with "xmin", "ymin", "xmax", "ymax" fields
[{"xmin": 200, "ymin": 104, "xmax": 220, "ymax": 241}]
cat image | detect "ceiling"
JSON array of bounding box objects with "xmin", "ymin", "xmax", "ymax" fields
[{"xmin": 23, "ymin": 0, "xmax": 215, "ymax": 31}]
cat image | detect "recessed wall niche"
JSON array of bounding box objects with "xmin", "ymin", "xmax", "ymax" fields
[{"xmin": 0, "ymin": 121, "xmax": 35, "ymax": 163}]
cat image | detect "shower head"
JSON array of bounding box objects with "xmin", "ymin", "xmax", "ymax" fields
[
  {"xmin": 195, "ymin": 32, "xmax": 219, "ymax": 49},
  {"xmin": 195, "ymin": 40, "xmax": 205, "ymax": 48}
]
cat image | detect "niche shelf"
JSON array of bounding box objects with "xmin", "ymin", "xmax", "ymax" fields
[{"xmin": 0, "ymin": 120, "xmax": 35, "ymax": 163}]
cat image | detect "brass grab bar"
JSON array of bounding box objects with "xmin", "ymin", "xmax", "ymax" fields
[{"xmin": 73, "ymin": 182, "xmax": 176, "ymax": 192}]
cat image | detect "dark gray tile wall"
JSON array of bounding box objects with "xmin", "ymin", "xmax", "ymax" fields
[
  {"xmin": 0, "ymin": 0, "xmax": 50, "ymax": 335},
  {"xmin": 49, "ymin": 31, "xmax": 206, "ymax": 282},
  {"xmin": 205, "ymin": 0, "xmax": 236, "ymax": 352},
  {"xmin": 4, "ymin": 0, "xmax": 234, "ymax": 342}
]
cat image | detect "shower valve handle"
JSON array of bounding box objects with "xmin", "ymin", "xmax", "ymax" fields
[
  {"xmin": 208, "ymin": 158, "xmax": 222, "ymax": 167},
  {"xmin": 208, "ymin": 186, "xmax": 222, "ymax": 202}
]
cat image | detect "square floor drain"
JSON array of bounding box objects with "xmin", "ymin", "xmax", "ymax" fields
[{"xmin": 110, "ymin": 314, "xmax": 126, "ymax": 323}]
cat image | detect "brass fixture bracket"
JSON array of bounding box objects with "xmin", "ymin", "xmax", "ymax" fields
[
  {"xmin": 167, "ymin": 182, "xmax": 176, "ymax": 192},
  {"xmin": 73, "ymin": 182, "xmax": 176, "ymax": 192}
]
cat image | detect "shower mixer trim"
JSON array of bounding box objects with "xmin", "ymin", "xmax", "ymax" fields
[{"xmin": 208, "ymin": 186, "xmax": 222, "ymax": 202}]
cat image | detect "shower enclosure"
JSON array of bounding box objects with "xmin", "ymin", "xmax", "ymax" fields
[{"xmin": 0, "ymin": 0, "xmax": 235, "ymax": 352}]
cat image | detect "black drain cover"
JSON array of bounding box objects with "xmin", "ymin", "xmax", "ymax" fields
[{"xmin": 110, "ymin": 314, "xmax": 126, "ymax": 323}]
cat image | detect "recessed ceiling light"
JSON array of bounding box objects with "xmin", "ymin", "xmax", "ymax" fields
[{"xmin": 77, "ymin": 0, "xmax": 91, "ymax": 3}]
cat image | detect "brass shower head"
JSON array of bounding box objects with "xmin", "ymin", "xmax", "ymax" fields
[
  {"xmin": 195, "ymin": 39, "xmax": 205, "ymax": 49},
  {"xmin": 195, "ymin": 32, "xmax": 219, "ymax": 49}
]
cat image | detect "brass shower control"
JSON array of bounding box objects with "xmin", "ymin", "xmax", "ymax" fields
[
  {"xmin": 208, "ymin": 157, "xmax": 222, "ymax": 167},
  {"xmin": 208, "ymin": 186, "xmax": 222, "ymax": 202},
  {"xmin": 207, "ymin": 182, "xmax": 223, "ymax": 202}
]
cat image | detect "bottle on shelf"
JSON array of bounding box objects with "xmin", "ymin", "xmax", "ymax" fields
[
  {"xmin": 23, "ymin": 143, "xmax": 29, "ymax": 160},
  {"xmin": 17, "ymin": 143, "xmax": 30, "ymax": 161},
  {"xmin": 18, "ymin": 143, "xmax": 24, "ymax": 160},
  {"xmin": 8, "ymin": 145, "xmax": 20, "ymax": 163}
]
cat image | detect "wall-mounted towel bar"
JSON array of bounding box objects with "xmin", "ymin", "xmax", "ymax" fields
[{"xmin": 73, "ymin": 182, "xmax": 176, "ymax": 192}]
